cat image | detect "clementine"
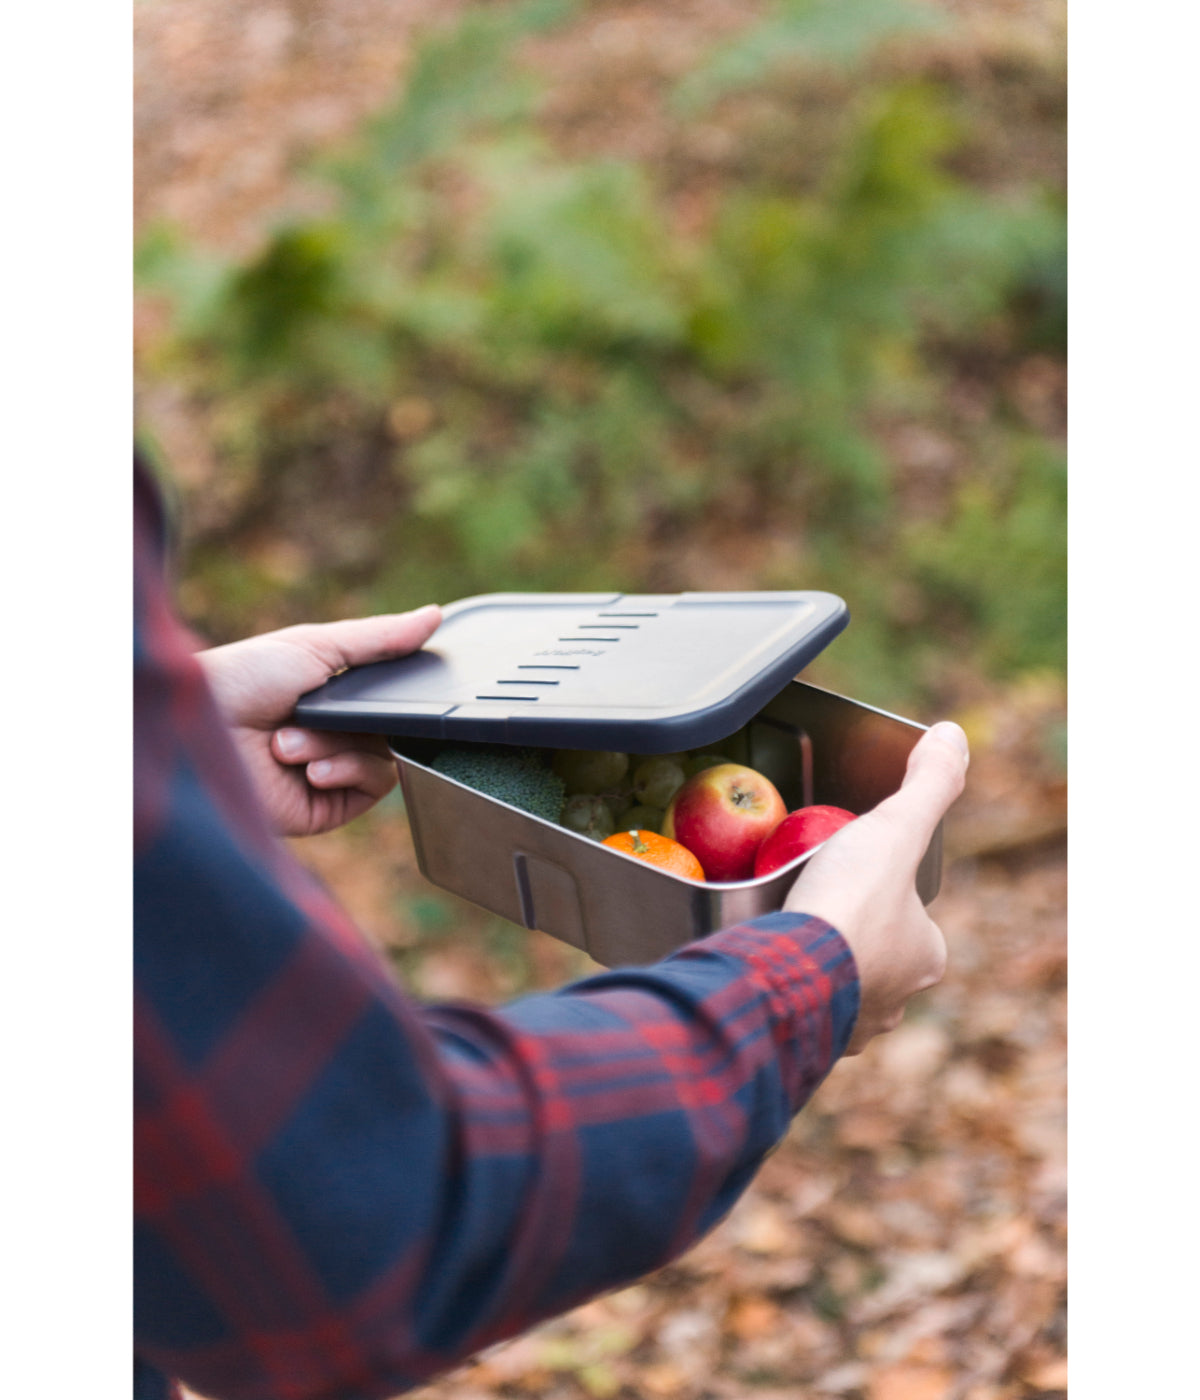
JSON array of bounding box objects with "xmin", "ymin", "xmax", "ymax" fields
[{"xmin": 601, "ymin": 829, "xmax": 706, "ymax": 882}]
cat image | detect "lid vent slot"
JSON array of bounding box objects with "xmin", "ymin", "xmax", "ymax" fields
[{"xmin": 475, "ymin": 694, "xmax": 540, "ymax": 702}]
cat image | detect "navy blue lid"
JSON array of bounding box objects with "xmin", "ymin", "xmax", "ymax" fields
[{"xmin": 293, "ymin": 591, "xmax": 849, "ymax": 753}]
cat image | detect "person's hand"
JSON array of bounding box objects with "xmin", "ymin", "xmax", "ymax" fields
[
  {"xmin": 196, "ymin": 606, "xmax": 442, "ymax": 837},
  {"xmin": 783, "ymin": 720, "xmax": 969, "ymax": 1055}
]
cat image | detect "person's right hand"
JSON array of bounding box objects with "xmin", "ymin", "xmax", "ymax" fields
[{"xmin": 783, "ymin": 720, "xmax": 969, "ymax": 1055}]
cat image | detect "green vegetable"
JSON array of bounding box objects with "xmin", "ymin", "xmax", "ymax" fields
[{"xmin": 432, "ymin": 747, "xmax": 566, "ymax": 823}]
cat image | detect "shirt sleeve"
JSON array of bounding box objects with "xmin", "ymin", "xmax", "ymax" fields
[{"xmin": 133, "ymin": 466, "xmax": 860, "ymax": 1400}]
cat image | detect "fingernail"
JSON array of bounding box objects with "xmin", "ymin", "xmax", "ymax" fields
[
  {"xmin": 928, "ymin": 721, "xmax": 970, "ymax": 765},
  {"xmin": 276, "ymin": 728, "xmax": 305, "ymax": 758},
  {"xmin": 309, "ymin": 759, "xmax": 333, "ymax": 781},
  {"xmin": 412, "ymin": 604, "xmax": 441, "ymax": 624}
]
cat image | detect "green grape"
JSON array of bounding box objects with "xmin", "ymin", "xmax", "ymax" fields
[
  {"xmin": 631, "ymin": 756, "xmax": 688, "ymax": 810},
  {"xmin": 552, "ymin": 749, "xmax": 630, "ymax": 796},
  {"xmin": 620, "ymin": 804, "xmax": 664, "ymax": 835},
  {"xmin": 560, "ymin": 794, "xmax": 617, "ymax": 841},
  {"xmin": 685, "ymin": 752, "xmax": 731, "ymax": 779},
  {"xmin": 601, "ymin": 786, "xmax": 635, "ymax": 823}
]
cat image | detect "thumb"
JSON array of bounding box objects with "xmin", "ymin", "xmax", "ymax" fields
[
  {"xmin": 286, "ymin": 605, "xmax": 443, "ymax": 677},
  {"xmin": 872, "ymin": 720, "xmax": 970, "ymax": 859}
]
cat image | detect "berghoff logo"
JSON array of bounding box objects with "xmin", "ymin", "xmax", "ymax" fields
[{"xmin": 534, "ymin": 648, "xmax": 607, "ymax": 657}]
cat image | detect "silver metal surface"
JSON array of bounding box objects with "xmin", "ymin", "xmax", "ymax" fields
[{"xmin": 389, "ymin": 680, "xmax": 942, "ymax": 968}]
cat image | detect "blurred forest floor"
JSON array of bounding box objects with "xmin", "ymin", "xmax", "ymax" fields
[{"xmin": 136, "ymin": 2, "xmax": 1066, "ymax": 1397}]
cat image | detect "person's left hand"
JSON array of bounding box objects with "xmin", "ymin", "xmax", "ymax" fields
[{"xmin": 196, "ymin": 605, "xmax": 442, "ymax": 837}]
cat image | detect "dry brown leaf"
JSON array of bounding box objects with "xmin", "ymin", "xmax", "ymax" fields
[
  {"xmin": 836, "ymin": 1109, "xmax": 901, "ymax": 1150},
  {"xmin": 1021, "ymin": 1355, "xmax": 1068, "ymax": 1388},
  {"xmin": 851, "ymin": 1251, "xmax": 969, "ymax": 1324},
  {"xmin": 726, "ymin": 1293, "xmax": 782, "ymax": 1340},
  {"xmin": 828, "ymin": 1252, "xmax": 869, "ymax": 1296},
  {"xmin": 904, "ymin": 1335, "xmax": 951, "ymax": 1367},
  {"xmin": 1009, "ymin": 1231, "xmax": 1065, "ymax": 1281},
  {"xmin": 827, "ymin": 1201, "xmax": 889, "ymax": 1249},
  {"xmin": 869, "ymin": 1363, "xmax": 956, "ymax": 1400},
  {"xmin": 787, "ymin": 1172, "xmax": 841, "ymax": 1216},
  {"xmin": 788, "ymin": 1308, "xmax": 842, "ymax": 1359},
  {"xmin": 875, "ymin": 1021, "xmax": 951, "ymax": 1083},
  {"xmin": 816, "ymin": 1362, "xmax": 872, "ymax": 1394},
  {"xmin": 746, "ymin": 1254, "xmax": 817, "ymax": 1291},
  {"xmin": 729, "ymin": 1197, "xmax": 796, "ymax": 1256},
  {"xmin": 638, "ymin": 1361, "xmax": 689, "ymax": 1396},
  {"xmin": 655, "ymin": 1307, "xmax": 720, "ymax": 1364},
  {"xmin": 954, "ymin": 1214, "xmax": 1032, "ymax": 1272},
  {"xmin": 941, "ymin": 1062, "xmax": 996, "ymax": 1114},
  {"xmin": 466, "ymin": 1333, "xmax": 548, "ymax": 1384}
]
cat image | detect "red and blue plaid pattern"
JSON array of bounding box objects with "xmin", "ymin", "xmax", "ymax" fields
[{"xmin": 134, "ymin": 462, "xmax": 859, "ymax": 1400}]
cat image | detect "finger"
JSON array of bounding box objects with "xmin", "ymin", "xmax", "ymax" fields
[
  {"xmin": 915, "ymin": 914, "xmax": 949, "ymax": 991},
  {"xmin": 306, "ymin": 751, "xmax": 399, "ymax": 802},
  {"xmin": 273, "ymin": 727, "xmax": 393, "ymax": 766},
  {"xmin": 871, "ymin": 721, "xmax": 969, "ymax": 861},
  {"xmin": 285, "ymin": 605, "xmax": 442, "ymax": 676},
  {"xmin": 904, "ymin": 720, "xmax": 970, "ymax": 781}
]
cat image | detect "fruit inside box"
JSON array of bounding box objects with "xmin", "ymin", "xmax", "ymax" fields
[{"xmin": 428, "ymin": 736, "xmax": 855, "ymax": 885}]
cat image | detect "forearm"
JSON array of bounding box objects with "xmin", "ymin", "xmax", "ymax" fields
[{"xmin": 416, "ymin": 914, "xmax": 857, "ymax": 1344}]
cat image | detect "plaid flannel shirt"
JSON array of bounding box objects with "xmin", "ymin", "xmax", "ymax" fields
[{"xmin": 133, "ymin": 461, "xmax": 860, "ymax": 1400}]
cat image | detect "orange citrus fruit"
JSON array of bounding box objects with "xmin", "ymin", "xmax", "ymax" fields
[{"xmin": 601, "ymin": 829, "xmax": 706, "ymax": 882}]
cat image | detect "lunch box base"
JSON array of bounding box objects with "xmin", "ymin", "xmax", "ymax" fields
[{"xmin": 389, "ymin": 680, "xmax": 941, "ymax": 969}]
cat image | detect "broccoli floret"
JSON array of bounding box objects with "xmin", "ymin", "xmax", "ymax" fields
[{"xmin": 431, "ymin": 747, "xmax": 566, "ymax": 823}]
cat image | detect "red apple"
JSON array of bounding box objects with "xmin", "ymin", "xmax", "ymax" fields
[
  {"xmin": 753, "ymin": 805, "xmax": 857, "ymax": 878},
  {"xmin": 663, "ymin": 763, "xmax": 787, "ymax": 882}
]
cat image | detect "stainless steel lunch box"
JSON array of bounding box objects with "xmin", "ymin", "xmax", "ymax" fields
[
  {"xmin": 294, "ymin": 591, "xmax": 941, "ymax": 968},
  {"xmin": 387, "ymin": 679, "xmax": 940, "ymax": 968}
]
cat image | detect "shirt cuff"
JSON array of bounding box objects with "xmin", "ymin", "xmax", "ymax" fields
[{"xmin": 665, "ymin": 911, "xmax": 861, "ymax": 1115}]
